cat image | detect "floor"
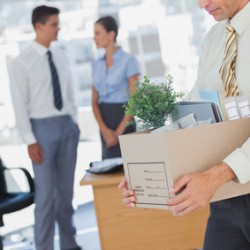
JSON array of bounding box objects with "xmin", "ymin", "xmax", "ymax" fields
[
  {"xmin": 2, "ymin": 202, "xmax": 101, "ymax": 250},
  {"xmin": 0, "ymin": 140, "xmax": 102, "ymax": 250}
]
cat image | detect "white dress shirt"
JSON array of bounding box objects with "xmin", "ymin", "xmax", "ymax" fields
[
  {"xmin": 190, "ymin": 3, "xmax": 250, "ymax": 184},
  {"xmin": 10, "ymin": 41, "xmax": 77, "ymax": 145}
]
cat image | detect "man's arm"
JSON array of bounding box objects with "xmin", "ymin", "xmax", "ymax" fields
[
  {"xmin": 9, "ymin": 59, "xmax": 44, "ymax": 164},
  {"xmin": 9, "ymin": 59, "xmax": 37, "ymax": 145},
  {"xmin": 178, "ymin": 29, "xmax": 250, "ymax": 214},
  {"xmin": 223, "ymin": 138, "xmax": 250, "ymax": 184},
  {"xmin": 167, "ymin": 162, "xmax": 236, "ymax": 216}
]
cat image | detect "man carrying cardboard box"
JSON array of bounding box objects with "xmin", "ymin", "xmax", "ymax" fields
[{"xmin": 119, "ymin": 0, "xmax": 250, "ymax": 249}]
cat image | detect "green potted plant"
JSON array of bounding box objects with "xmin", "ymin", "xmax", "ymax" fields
[{"xmin": 125, "ymin": 75, "xmax": 184, "ymax": 130}]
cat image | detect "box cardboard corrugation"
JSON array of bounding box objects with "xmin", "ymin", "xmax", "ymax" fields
[{"xmin": 119, "ymin": 118, "xmax": 250, "ymax": 209}]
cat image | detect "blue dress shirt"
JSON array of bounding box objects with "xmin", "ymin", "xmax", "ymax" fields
[{"xmin": 92, "ymin": 48, "xmax": 140, "ymax": 103}]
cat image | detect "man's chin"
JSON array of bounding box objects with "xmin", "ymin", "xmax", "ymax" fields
[{"xmin": 51, "ymin": 36, "xmax": 58, "ymax": 42}]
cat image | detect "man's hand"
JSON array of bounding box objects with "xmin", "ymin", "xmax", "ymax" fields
[
  {"xmin": 118, "ymin": 177, "xmax": 136, "ymax": 208},
  {"xmin": 28, "ymin": 143, "xmax": 44, "ymax": 164},
  {"xmin": 168, "ymin": 162, "xmax": 236, "ymax": 216},
  {"xmin": 168, "ymin": 172, "xmax": 215, "ymax": 216}
]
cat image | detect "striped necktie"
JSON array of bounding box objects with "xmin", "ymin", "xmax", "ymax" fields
[
  {"xmin": 47, "ymin": 50, "xmax": 63, "ymax": 110},
  {"xmin": 219, "ymin": 21, "xmax": 239, "ymax": 97}
]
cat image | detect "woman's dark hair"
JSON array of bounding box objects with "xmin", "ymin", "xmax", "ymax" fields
[
  {"xmin": 95, "ymin": 15, "xmax": 118, "ymax": 42},
  {"xmin": 31, "ymin": 5, "xmax": 59, "ymax": 29}
]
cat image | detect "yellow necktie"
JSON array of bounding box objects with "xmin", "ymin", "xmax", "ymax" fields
[{"xmin": 219, "ymin": 21, "xmax": 239, "ymax": 97}]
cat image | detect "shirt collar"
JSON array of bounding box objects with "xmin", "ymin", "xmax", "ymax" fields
[
  {"xmin": 230, "ymin": 2, "xmax": 250, "ymax": 36},
  {"xmin": 32, "ymin": 41, "xmax": 50, "ymax": 56},
  {"xmin": 101, "ymin": 47, "xmax": 124, "ymax": 61},
  {"xmin": 112, "ymin": 47, "xmax": 124, "ymax": 61}
]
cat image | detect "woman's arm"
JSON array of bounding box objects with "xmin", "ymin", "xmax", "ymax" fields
[
  {"xmin": 92, "ymin": 86, "xmax": 118, "ymax": 147},
  {"xmin": 92, "ymin": 87, "xmax": 106, "ymax": 132},
  {"xmin": 115, "ymin": 75, "xmax": 138, "ymax": 136}
]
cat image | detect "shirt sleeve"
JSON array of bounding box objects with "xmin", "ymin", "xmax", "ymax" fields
[
  {"xmin": 223, "ymin": 138, "xmax": 250, "ymax": 184},
  {"xmin": 125, "ymin": 56, "xmax": 140, "ymax": 79},
  {"xmin": 9, "ymin": 59, "xmax": 37, "ymax": 145}
]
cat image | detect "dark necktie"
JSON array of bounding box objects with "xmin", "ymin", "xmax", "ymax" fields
[{"xmin": 47, "ymin": 50, "xmax": 63, "ymax": 110}]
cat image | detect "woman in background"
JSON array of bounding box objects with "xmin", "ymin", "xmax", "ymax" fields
[{"xmin": 92, "ymin": 15, "xmax": 140, "ymax": 160}]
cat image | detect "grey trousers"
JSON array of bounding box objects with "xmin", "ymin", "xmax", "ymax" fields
[
  {"xmin": 30, "ymin": 115, "xmax": 80, "ymax": 250},
  {"xmin": 203, "ymin": 194, "xmax": 250, "ymax": 250}
]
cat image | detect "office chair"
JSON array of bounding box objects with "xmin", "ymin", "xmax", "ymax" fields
[{"xmin": 0, "ymin": 157, "xmax": 34, "ymax": 250}]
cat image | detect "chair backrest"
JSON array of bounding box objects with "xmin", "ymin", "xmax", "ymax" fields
[
  {"xmin": 0, "ymin": 157, "xmax": 35, "ymax": 228},
  {"xmin": 0, "ymin": 159, "xmax": 7, "ymax": 198}
]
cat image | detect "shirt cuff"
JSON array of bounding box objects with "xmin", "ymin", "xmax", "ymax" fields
[
  {"xmin": 223, "ymin": 148, "xmax": 250, "ymax": 184},
  {"xmin": 22, "ymin": 133, "xmax": 37, "ymax": 145}
]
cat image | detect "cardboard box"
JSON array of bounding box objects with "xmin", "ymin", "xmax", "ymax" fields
[{"xmin": 119, "ymin": 118, "xmax": 250, "ymax": 209}]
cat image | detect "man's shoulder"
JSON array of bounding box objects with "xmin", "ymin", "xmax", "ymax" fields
[
  {"xmin": 206, "ymin": 21, "xmax": 226, "ymax": 40},
  {"xmin": 51, "ymin": 46, "xmax": 68, "ymax": 59},
  {"xmin": 13, "ymin": 45, "xmax": 36, "ymax": 65}
]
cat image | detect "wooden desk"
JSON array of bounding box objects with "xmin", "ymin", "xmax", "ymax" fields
[{"xmin": 80, "ymin": 171, "xmax": 209, "ymax": 250}]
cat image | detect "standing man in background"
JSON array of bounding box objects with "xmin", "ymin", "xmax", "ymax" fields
[
  {"xmin": 120, "ymin": 1, "xmax": 250, "ymax": 249},
  {"xmin": 9, "ymin": 5, "xmax": 81, "ymax": 250}
]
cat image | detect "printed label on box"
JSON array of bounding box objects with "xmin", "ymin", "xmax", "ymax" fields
[{"xmin": 127, "ymin": 162, "xmax": 170, "ymax": 207}]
